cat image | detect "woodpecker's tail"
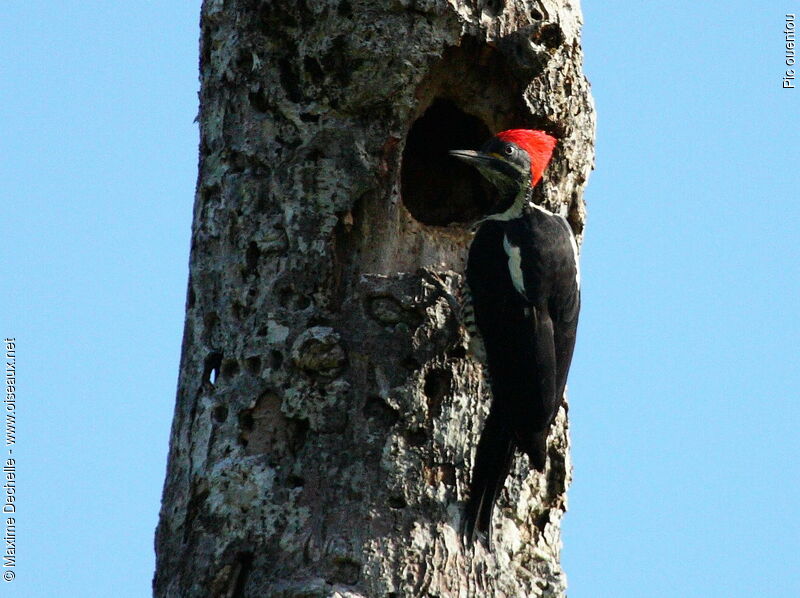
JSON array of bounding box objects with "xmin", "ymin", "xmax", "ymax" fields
[{"xmin": 462, "ymin": 411, "xmax": 515, "ymax": 550}]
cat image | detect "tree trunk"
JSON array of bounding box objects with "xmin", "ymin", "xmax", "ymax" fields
[{"xmin": 154, "ymin": 0, "xmax": 594, "ymax": 596}]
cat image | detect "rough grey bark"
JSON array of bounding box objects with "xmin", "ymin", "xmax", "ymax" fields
[{"xmin": 154, "ymin": 0, "xmax": 594, "ymax": 596}]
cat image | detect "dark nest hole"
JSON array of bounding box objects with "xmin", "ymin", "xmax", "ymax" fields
[{"xmin": 400, "ymin": 99, "xmax": 493, "ymax": 226}]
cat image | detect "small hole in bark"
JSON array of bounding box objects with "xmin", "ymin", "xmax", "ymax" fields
[
  {"xmin": 329, "ymin": 557, "xmax": 361, "ymax": 585},
  {"xmin": 535, "ymin": 509, "xmax": 551, "ymax": 533},
  {"xmin": 203, "ymin": 351, "xmax": 223, "ymax": 386},
  {"xmin": 405, "ymin": 428, "xmax": 427, "ymax": 447},
  {"xmin": 278, "ymin": 57, "xmax": 305, "ymax": 103},
  {"xmin": 203, "ymin": 312, "xmax": 220, "ymax": 343},
  {"xmin": 245, "ymin": 356, "xmax": 262, "ymax": 375},
  {"xmin": 448, "ymin": 345, "xmax": 467, "ymax": 359},
  {"xmin": 248, "ymin": 88, "xmax": 271, "ymax": 113},
  {"xmin": 287, "ymin": 474, "xmax": 305, "ymax": 488},
  {"xmin": 337, "ymin": 0, "xmax": 352, "ymax": 17},
  {"xmin": 236, "ymin": 50, "xmax": 253, "ymax": 74},
  {"xmin": 388, "ymin": 495, "xmax": 407, "ymax": 509},
  {"xmin": 277, "ymin": 285, "xmax": 294, "ymax": 307},
  {"xmin": 276, "ymin": 284, "xmax": 312, "ymax": 310},
  {"xmin": 212, "ymin": 405, "xmax": 228, "ymax": 423},
  {"xmin": 538, "ymin": 23, "xmax": 565, "ymax": 49},
  {"xmin": 290, "ymin": 418, "xmax": 310, "ymax": 452},
  {"xmin": 363, "ymin": 395, "xmax": 400, "ymax": 427},
  {"xmin": 401, "ymin": 98, "xmax": 493, "ymax": 226},
  {"xmin": 483, "ymin": 0, "xmax": 505, "ymax": 15},
  {"xmin": 238, "ymin": 409, "xmax": 254, "ymax": 432},
  {"xmin": 221, "ymin": 359, "xmax": 240, "ymax": 379},
  {"xmin": 303, "ymin": 56, "xmax": 325, "ymax": 84},
  {"xmin": 270, "ymin": 350, "xmax": 284, "ymax": 370},
  {"xmin": 424, "ymin": 368, "xmax": 452, "ymax": 419},
  {"xmin": 401, "ymin": 355, "xmax": 421, "ymax": 371},
  {"xmin": 187, "ymin": 284, "xmax": 196, "ymax": 309},
  {"xmin": 245, "ymin": 242, "xmax": 260, "ymax": 275},
  {"xmin": 232, "ymin": 302, "xmax": 246, "ymax": 321}
]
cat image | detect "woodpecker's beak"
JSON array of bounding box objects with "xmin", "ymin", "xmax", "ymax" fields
[
  {"xmin": 448, "ymin": 149, "xmax": 504, "ymax": 170},
  {"xmin": 449, "ymin": 149, "xmax": 519, "ymax": 185}
]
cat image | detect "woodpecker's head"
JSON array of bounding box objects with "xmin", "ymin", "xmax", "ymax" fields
[{"xmin": 449, "ymin": 129, "xmax": 557, "ymax": 199}]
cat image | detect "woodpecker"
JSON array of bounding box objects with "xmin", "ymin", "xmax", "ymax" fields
[{"xmin": 450, "ymin": 129, "xmax": 580, "ymax": 548}]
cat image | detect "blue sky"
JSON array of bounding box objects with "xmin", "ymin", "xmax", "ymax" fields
[
  {"xmin": 2, "ymin": 3, "xmax": 198, "ymax": 596},
  {"xmin": 2, "ymin": 2, "xmax": 798, "ymax": 597},
  {"xmin": 567, "ymin": 3, "xmax": 800, "ymax": 596}
]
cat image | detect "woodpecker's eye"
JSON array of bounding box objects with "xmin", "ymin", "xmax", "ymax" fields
[{"xmin": 504, "ymin": 145, "xmax": 515, "ymax": 156}]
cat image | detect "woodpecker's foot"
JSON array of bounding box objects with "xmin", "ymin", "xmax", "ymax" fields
[
  {"xmin": 462, "ymin": 529, "xmax": 493, "ymax": 553},
  {"xmin": 459, "ymin": 507, "xmax": 477, "ymax": 549},
  {"xmin": 480, "ymin": 528, "xmax": 494, "ymax": 552},
  {"xmin": 460, "ymin": 509, "xmax": 493, "ymax": 552}
]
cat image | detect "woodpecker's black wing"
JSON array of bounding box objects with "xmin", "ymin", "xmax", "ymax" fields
[
  {"xmin": 462, "ymin": 211, "xmax": 579, "ymax": 547},
  {"xmin": 506, "ymin": 209, "xmax": 581, "ymax": 425},
  {"xmin": 549, "ymin": 215, "xmax": 581, "ymax": 404},
  {"xmin": 462, "ymin": 218, "xmax": 552, "ymax": 545}
]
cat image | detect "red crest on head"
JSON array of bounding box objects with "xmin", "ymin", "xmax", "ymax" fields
[{"xmin": 496, "ymin": 129, "xmax": 557, "ymax": 186}]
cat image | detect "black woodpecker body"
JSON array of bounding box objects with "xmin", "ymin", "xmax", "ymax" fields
[{"xmin": 450, "ymin": 129, "xmax": 580, "ymax": 548}]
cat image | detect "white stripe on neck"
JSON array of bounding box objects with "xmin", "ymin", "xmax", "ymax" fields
[
  {"xmin": 484, "ymin": 194, "xmax": 560, "ymax": 223},
  {"xmin": 529, "ymin": 201, "xmax": 556, "ymax": 216},
  {"xmin": 483, "ymin": 187, "xmax": 529, "ymax": 222}
]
